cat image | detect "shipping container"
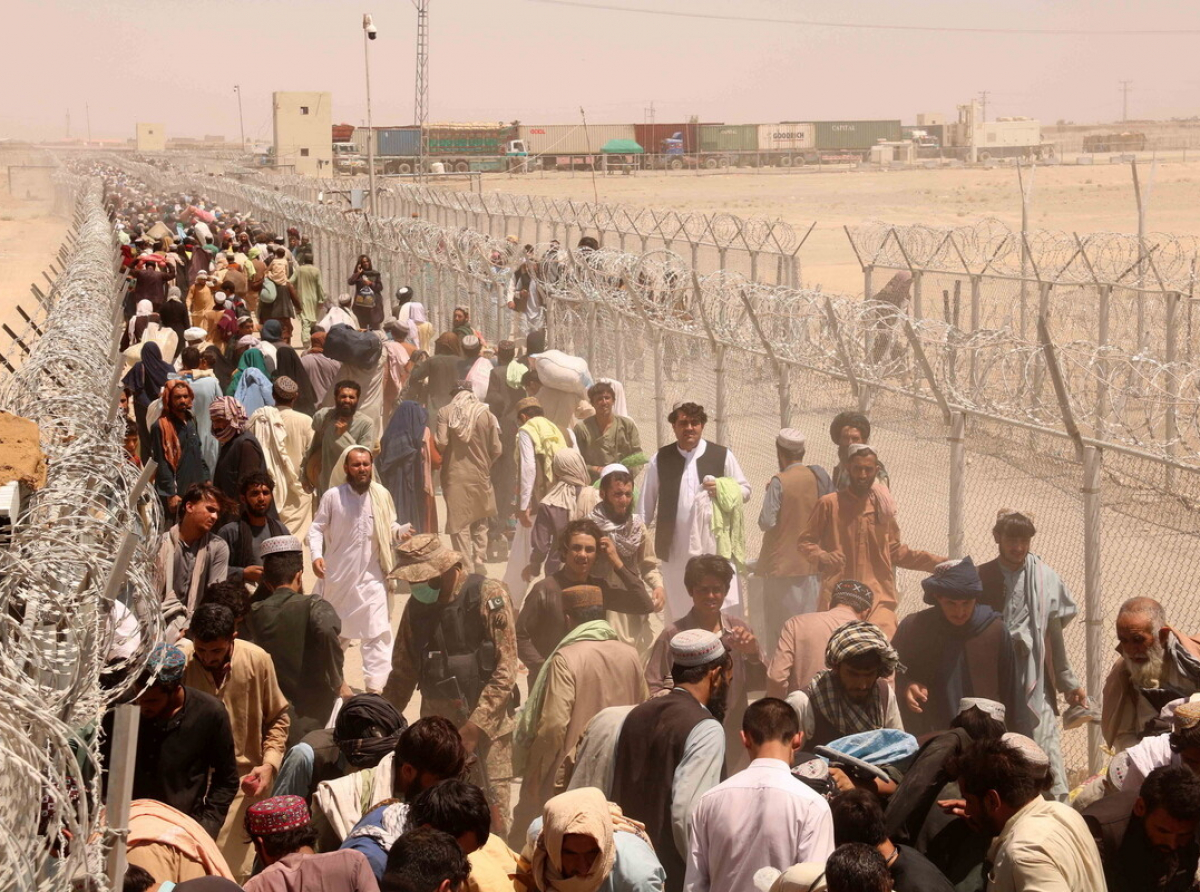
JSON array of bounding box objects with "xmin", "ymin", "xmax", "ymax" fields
[
  {"xmin": 634, "ymin": 122, "xmax": 702, "ymax": 155},
  {"xmin": 377, "ymin": 127, "xmax": 421, "ymax": 157},
  {"xmin": 332, "ymin": 123, "xmax": 355, "ymax": 143},
  {"xmin": 699, "ymin": 124, "xmax": 759, "ymax": 154},
  {"xmin": 351, "ymin": 127, "xmax": 371, "ymax": 155},
  {"xmin": 426, "ymin": 123, "xmax": 516, "ymax": 156},
  {"xmin": 813, "ymin": 120, "xmax": 903, "ymax": 151},
  {"xmin": 757, "ymin": 123, "xmax": 816, "ymax": 152},
  {"xmin": 518, "ymin": 124, "xmax": 636, "ymax": 156}
]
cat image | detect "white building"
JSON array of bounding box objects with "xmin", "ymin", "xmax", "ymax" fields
[
  {"xmin": 272, "ymin": 92, "xmax": 333, "ymax": 176},
  {"xmin": 135, "ymin": 123, "xmax": 166, "ymax": 152}
]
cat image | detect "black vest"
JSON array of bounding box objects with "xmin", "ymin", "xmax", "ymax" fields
[
  {"xmin": 654, "ymin": 440, "xmax": 727, "ymax": 559},
  {"xmin": 406, "ymin": 575, "xmax": 496, "ymax": 709},
  {"xmin": 610, "ymin": 689, "xmax": 717, "ymax": 892},
  {"xmin": 976, "ymin": 558, "xmax": 1006, "ymax": 614}
]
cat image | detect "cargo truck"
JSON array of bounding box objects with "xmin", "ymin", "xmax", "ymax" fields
[
  {"xmin": 654, "ymin": 121, "xmax": 902, "ymax": 168},
  {"xmin": 348, "ymin": 123, "xmax": 528, "ymax": 174},
  {"xmin": 940, "ymin": 102, "xmax": 1054, "ymax": 161}
]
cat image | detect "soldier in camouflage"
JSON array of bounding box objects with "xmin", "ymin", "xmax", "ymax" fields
[{"xmin": 384, "ymin": 533, "xmax": 519, "ymax": 836}]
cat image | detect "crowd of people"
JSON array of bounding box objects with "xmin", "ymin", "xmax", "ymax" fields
[{"xmin": 57, "ymin": 165, "xmax": 1200, "ymax": 892}]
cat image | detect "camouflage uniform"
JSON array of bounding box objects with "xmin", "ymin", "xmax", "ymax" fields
[{"xmin": 383, "ymin": 574, "xmax": 518, "ymax": 835}]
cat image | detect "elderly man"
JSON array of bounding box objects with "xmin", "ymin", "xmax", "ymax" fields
[
  {"xmin": 150, "ymin": 378, "xmax": 211, "ymax": 515},
  {"xmin": 522, "ymin": 787, "xmax": 666, "ymax": 892},
  {"xmin": 1102, "ymin": 597, "xmax": 1200, "ymax": 753},
  {"xmin": 978, "ymin": 508, "xmax": 1085, "ymax": 800},
  {"xmin": 756, "ymin": 427, "xmax": 832, "ymax": 650},
  {"xmin": 645, "ymin": 554, "xmax": 765, "ymax": 773},
  {"xmin": 893, "ymin": 557, "xmax": 1028, "ymax": 738},
  {"xmin": 385, "ymin": 534, "xmax": 519, "ymax": 837},
  {"xmin": 829, "ymin": 410, "xmax": 890, "ymax": 491},
  {"xmin": 958, "ymin": 733, "xmax": 1105, "ymax": 892},
  {"xmin": 573, "ymin": 380, "xmax": 644, "ymax": 481},
  {"xmin": 799, "ymin": 443, "xmax": 944, "ymax": 637},
  {"xmin": 436, "ymin": 384, "xmax": 502, "ymax": 575},
  {"xmin": 785, "ymin": 620, "xmax": 905, "ymax": 749},
  {"xmin": 183, "ymin": 603, "xmax": 291, "ymax": 878},
  {"xmin": 767, "ymin": 580, "xmax": 875, "ymax": 699},
  {"xmin": 637, "ymin": 401, "xmax": 750, "ymax": 622},
  {"xmin": 610, "ymin": 630, "xmax": 731, "ymax": 892},
  {"xmin": 308, "ymin": 446, "xmax": 412, "ymax": 694},
  {"xmin": 512, "ymin": 584, "xmax": 647, "ymax": 841}
]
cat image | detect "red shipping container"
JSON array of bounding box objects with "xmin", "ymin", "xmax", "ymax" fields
[
  {"xmin": 332, "ymin": 123, "xmax": 355, "ymax": 143},
  {"xmin": 634, "ymin": 122, "xmax": 703, "ymax": 155}
]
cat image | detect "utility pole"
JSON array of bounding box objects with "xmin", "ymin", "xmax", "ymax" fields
[
  {"xmin": 978, "ymin": 90, "xmax": 990, "ymax": 123},
  {"xmin": 413, "ymin": 0, "xmax": 430, "ymax": 177},
  {"xmin": 363, "ymin": 13, "xmax": 377, "ymax": 212},
  {"xmin": 1119, "ymin": 80, "xmax": 1133, "ymax": 122},
  {"xmin": 66, "ymin": 109, "xmax": 71, "ymax": 140},
  {"xmin": 86, "ymin": 103, "xmax": 92, "ymax": 144},
  {"xmin": 234, "ymin": 85, "xmax": 246, "ymax": 153}
]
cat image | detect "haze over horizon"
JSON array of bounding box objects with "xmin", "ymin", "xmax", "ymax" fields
[{"xmin": 5, "ymin": 0, "xmax": 1199, "ymax": 142}]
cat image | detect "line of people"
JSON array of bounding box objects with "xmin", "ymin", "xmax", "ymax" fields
[{"xmin": 71, "ymin": 165, "xmax": 1200, "ymax": 892}]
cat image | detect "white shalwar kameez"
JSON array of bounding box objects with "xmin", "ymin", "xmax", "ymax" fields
[
  {"xmin": 308, "ymin": 484, "xmax": 395, "ymax": 691},
  {"xmin": 638, "ymin": 440, "xmax": 750, "ymax": 622}
]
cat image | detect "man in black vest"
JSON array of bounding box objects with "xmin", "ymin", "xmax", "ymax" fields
[
  {"xmin": 636, "ymin": 401, "xmax": 750, "ymax": 624},
  {"xmin": 385, "ymin": 533, "xmax": 519, "ymax": 838},
  {"xmin": 610, "ymin": 628, "xmax": 730, "ymax": 892}
]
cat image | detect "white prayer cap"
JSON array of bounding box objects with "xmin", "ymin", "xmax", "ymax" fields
[
  {"xmin": 1000, "ymin": 732, "xmax": 1050, "ymax": 773},
  {"xmin": 184, "ymin": 326, "xmax": 207, "ymax": 342},
  {"xmin": 670, "ymin": 629, "xmax": 725, "ymax": 668},
  {"xmin": 776, "ymin": 428, "xmax": 806, "ymax": 452},
  {"xmin": 260, "ymin": 536, "xmax": 303, "ymax": 558},
  {"xmin": 767, "ymin": 864, "xmax": 828, "ymax": 892},
  {"xmin": 958, "ymin": 698, "xmax": 1006, "ymax": 723},
  {"xmin": 846, "ymin": 443, "xmax": 878, "ymax": 461},
  {"xmin": 599, "ymin": 463, "xmax": 628, "ymax": 482}
]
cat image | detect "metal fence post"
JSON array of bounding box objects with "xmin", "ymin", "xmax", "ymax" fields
[
  {"xmin": 1166, "ymin": 290, "xmax": 1179, "ymax": 490},
  {"xmin": 911, "ymin": 269, "xmax": 923, "ymax": 320},
  {"xmin": 713, "ymin": 343, "xmax": 727, "ymax": 445},
  {"xmin": 948, "ymin": 412, "xmax": 966, "ymax": 559},
  {"xmin": 652, "ymin": 328, "xmax": 666, "ymax": 448},
  {"xmin": 863, "ymin": 264, "xmax": 874, "ymax": 301},
  {"xmin": 105, "ymin": 703, "xmax": 140, "ymax": 889},
  {"xmin": 1083, "ymin": 444, "xmax": 1104, "ymax": 775}
]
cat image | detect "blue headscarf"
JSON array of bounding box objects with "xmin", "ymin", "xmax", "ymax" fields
[{"xmin": 378, "ymin": 400, "xmax": 429, "ymax": 532}]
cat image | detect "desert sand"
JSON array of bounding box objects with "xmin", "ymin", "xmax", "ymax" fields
[{"xmin": 477, "ymin": 160, "xmax": 1200, "ymax": 293}]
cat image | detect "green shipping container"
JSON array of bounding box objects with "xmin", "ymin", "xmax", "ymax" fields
[
  {"xmin": 699, "ymin": 124, "xmax": 758, "ymax": 153},
  {"xmin": 813, "ymin": 120, "xmax": 903, "ymax": 151}
]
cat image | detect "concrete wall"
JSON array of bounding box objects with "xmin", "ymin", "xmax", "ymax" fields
[
  {"xmin": 135, "ymin": 123, "xmax": 166, "ymax": 152},
  {"xmin": 273, "ymin": 92, "xmax": 333, "ymax": 177}
]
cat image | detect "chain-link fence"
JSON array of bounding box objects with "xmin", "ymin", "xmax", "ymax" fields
[
  {"xmin": 112, "ymin": 154, "xmax": 1200, "ymax": 785},
  {"xmin": 0, "ymin": 173, "xmax": 164, "ymax": 890}
]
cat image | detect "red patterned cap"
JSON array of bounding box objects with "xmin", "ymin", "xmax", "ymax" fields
[{"xmin": 245, "ymin": 795, "xmax": 310, "ymax": 836}]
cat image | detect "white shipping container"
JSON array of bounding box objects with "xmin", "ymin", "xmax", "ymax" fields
[
  {"xmin": 352, "ymin": 127, "xmax": 371, "ymax": 155},
  {"xmin": 978, "ymin": 121, "xmax": 1041, "ymax": 148},
  {"xmin": 519, "ymin": 123, "xmax": 637, "ymax": 156},
  {"xmin": 757, "ymin": 123, "xmax": 815, "ymax": 152}
]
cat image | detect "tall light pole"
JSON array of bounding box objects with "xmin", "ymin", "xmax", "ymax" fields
[
  {"xmin": 412, "ymin": 0, "xmax": 430, "ymax": 178},
  {"xmin": 233, "ymin": 85, "xmax": 246, "ymax": 153},
  {"xmin": 363, "ymin": 13, "xmax": 377, "ymax": 214}
]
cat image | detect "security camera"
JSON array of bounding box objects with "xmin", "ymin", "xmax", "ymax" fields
[{"xmin": 363, "ymin": 13, "xmax": 378, "ymax": 38}]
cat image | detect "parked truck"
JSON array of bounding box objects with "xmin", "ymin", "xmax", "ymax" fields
[
  {"xmin": 350, "ymin": 123, "xmax": 528, "ymax": 174},
  {"xmin": 940, "ymin": 102, "xmax": 1054, "ymax": 161}
]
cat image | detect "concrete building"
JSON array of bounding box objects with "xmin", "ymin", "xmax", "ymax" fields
[
  {"xmin": 272, "ymin": 92, "xmax": 332, "ymax": 176},
  {"xmin": 135, "ymin": 123, "xmax": 166, "ymax": 152}
]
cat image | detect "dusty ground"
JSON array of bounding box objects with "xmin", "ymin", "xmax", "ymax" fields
[
  {"xmin": 0, "ymin": 184, "xmax": 68, "ymax": 367},
  {"xmin": 476, "ymin": 160, "xmax": 1200, "ymax": 293}
]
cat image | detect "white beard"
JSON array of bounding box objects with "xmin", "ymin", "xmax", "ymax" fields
[{"xmin": 1126, "ymin": 639, "xmax": 1167, "ymax": 689}]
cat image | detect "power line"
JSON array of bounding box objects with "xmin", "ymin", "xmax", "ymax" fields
[
  {"xmin": 978, "ymin": 90, "xmax": 990, "ymax": 122},
  {"xmin": 529, "ymin": 0, "xmax": 1200, "ymax": 36}
]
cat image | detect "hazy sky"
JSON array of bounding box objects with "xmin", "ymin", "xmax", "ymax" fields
[{"xmin": 5, "ymin": 0, "xmax": 1199, "ymax": 142}]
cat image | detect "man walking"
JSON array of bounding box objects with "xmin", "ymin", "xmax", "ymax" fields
[
  {"xmin": 217, "ymin": 471, "xmax": 291, "ymax": 588},
  {"xmin": 150, "ymin": 378, "xmax": 211, "ymax": 515},
  {"xmin": 512, "ymin": 584, "xmax": 648, "ymax": 839},
  {"xmin": 302, "ymin": 330, "xmax": 342, "ymax": 407},
  {"xmin": 684, "ymin": 698, "xmax": 834, "ymax": 892},
  {"xmin": 436, "ymin": 384, "xmax": 502, "ymax": 574},
  {"xmin": 799, "ymin": 444, "xmax": 944, "ymax": 636},
  {"xmin": 756, "ymin": 428, "xmax": 831, "ymax": 649},
  {"xmin": 303, "ymin": 380, "xmax": 374, "ymax": 497},
  {"xmin": 610, "ymin": 629, "xmax": 730, "ymax": 892},
  {"xmin": 637, "ymin": 401, "xmax": 749, "ymax": 622},
  {"xmin": 385, "ymin": 534, "xmax": 519, "ymax": 837},
  {"xmin": 573, "ymin": 380, "xmax": 643, "ymax": 481},
  {"xmin": 156, "ymin": 482, "xmax": 230, "ymax": 638},
  {"xmin": 183, "ymin": 603, "xmax": 291, "ymax": 878},
  {"xmin": 289, "ymin": 246, "xmax": 326, "ymax": 347},
  {"xmin": 308, "ymin": 447, "xmax": 412, "ymax": 694},
  {"xmin": 243, "ymin": 536, "xmax": 349, "ymax": 745},
  {"xmin": 768, "ymin": 580, "xmax": 875, "ymax": 698},
  {"xmin": 253, "ymin": 376, "xmax": 314, "ymax": 538}
]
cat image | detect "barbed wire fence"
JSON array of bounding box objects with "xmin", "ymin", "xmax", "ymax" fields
[
  {"xmin": 0, "ymin": 173, "xmax": 164, "ymax": 891},
  {"xmin": 114, "ymin": 155, "xmax": 1200, "ymax": 786}
]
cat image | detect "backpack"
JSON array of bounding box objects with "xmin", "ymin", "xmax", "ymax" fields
[{"xmin": 258, "ymin": 277, "xmax": 277, "ymax": 305}]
